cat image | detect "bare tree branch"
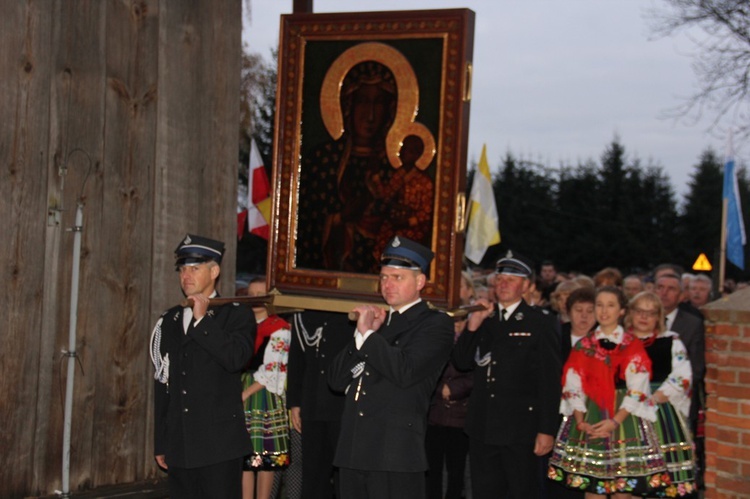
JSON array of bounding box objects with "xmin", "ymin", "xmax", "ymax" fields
[{"xmin": 648, "ymin": 0, "xmax": 750, "ymax": 143}]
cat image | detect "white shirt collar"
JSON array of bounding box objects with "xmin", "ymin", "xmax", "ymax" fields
[
  {"xmin": 498, "ymin": 300, "xmax": 522, "ymax": 319},
  {"xmin": 665, "ymin": 308, "xmax": 678, "ymax": 331},
  {"xmin": 594, "ymin": 324, "xmax": 625, "ymax": 343},
  {"xmin": 391, "ymin": 298, "xmax": 422, "ymax": 315}
]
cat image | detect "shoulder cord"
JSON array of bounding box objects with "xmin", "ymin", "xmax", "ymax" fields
[
  {"xmin": 474, "ymin": 348, "xmax": 491, "ymax": 366},
  {"xmin": 149, "ymin": 317, "xmax": 169, "ymax": 384},
  {"xmin": 292, "ymin": 313, "xmax": 323, "ymax": 352}
]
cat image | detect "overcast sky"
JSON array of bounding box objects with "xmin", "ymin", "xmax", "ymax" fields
[{"xmin": 243, "ymin": 0, "xmax": 730, "ymax": 199}]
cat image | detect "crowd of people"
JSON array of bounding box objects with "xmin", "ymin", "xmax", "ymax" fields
[{"xmin": 151, "ymin": 232, "xmax": 743, "ymax": 498}]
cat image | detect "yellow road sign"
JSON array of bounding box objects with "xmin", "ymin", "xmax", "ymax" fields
[{"xmin": 692, "ymin": 253, "xmax": 712, "ymax": 272}]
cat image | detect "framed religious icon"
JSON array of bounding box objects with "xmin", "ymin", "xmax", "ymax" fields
[{"xmin": 268, "ymin": 8, "xmax": 475, "ymax": 311}]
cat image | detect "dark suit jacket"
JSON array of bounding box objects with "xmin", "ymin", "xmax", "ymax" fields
[
  {"xmin": 287, "ymin": 310, "xmax": 351, "ymax": 421},
  {"xmin": 452, "ymin": 301, "xmax": 562, "ymax": 446},
  {"xmin": 672, "ymin": 308, "xmax": 705, "ymax": 384},
  {"xmin": 672, "ymin": 308, "xmax": 706, "ymax": 423},
  {"xmin": 328, "ymin": 301, "xmax": 454, "ymax": 472},
  {"xmin": 560, "ymin": 322, "xmax": 574, "ymax": 363},
  {"xmin": 153, "ymin": 301, "xmax": 256, "ymax": 469}
]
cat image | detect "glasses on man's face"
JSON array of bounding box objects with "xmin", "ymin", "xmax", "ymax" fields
[{"xmin": 632, "ymin": 308, "xmax": 658, "ymax": 317}]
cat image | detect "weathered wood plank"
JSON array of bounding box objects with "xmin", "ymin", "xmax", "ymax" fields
[
  {"xmin": 0, "ymin": 1, "xmax": 54, "ymax": 496},
  {"xmin": 153, "ymin": 0, "xmax": 241, "ymax": 301},
  {"xmin": 89, "ymin": 0, "xmax": 159, "ymax": 486}
]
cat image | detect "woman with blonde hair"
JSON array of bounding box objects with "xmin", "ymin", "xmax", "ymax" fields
[{"xmin": 625, "ymin": 291, "xmax": 696, "ymax": 496}]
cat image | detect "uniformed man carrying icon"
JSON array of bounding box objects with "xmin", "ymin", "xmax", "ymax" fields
[
  {"xmin": 151, "ymin": 234, "xmax": 256, "ymax": 498},
  {"xmin": 328, "ymin": 236, "xmax": 454, "ymax": 499}
]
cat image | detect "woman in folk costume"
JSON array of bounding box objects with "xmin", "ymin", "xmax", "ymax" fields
[
  {"xmin": 548, "ymin": 286, "xmax": 668, "ymax": 497},
  {"xmin": 625, "ymin": 291, "xmax": 697, "ymax": 497},
  {"xmin": 241, "ymin": 278, "xmax": 291, "ymax": 499}
]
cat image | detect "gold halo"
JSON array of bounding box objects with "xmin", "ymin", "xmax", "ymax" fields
[{"xmin": 319, "ymin": 42, "xmax": 436, "ymax": 170}]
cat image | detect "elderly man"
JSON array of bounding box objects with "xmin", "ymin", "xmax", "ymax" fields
[
  {"xmin": 150, "ymin": 234, "xmax": 256, "ymax": 498},
  {"xmin": 453, "ymin": 251, "xmax": 562, "ymax": 499},
  {"xmin": 655, "ymin": 272, "xmax": 705, "ymax": 387},
  {"xmin": 655, "ymin": 271, "xmax": 706, "ymax": 489},
  {"xmin": 328, "ymin": 236, "xmax": 454, "ymax": 499},
  {"xmin": 688, "ymin": 274, "xmax": 713, "ymax": 309}
]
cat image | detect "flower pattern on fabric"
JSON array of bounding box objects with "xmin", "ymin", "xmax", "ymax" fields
[
  {"xmin": 653, "ymin": 331, "xmax": 693, "ymax": 418},
  {"xmin": 254, "ymin": 328, "xmax": 291, "ymax": 396},
  {"xmin": 246, "ymin": 451, "xmax": 290, "ymax": 470},
  {"xmin": 556, "ymin": 473, "xmax": 667, "ymax": 494}
]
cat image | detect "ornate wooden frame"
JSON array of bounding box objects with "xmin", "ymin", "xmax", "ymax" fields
[{"xmin": 268, "ymin": 9, "xmax": 475, "ymax": 310}]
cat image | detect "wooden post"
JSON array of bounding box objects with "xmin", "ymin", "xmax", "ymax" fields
[{"xmin": 293, "ymin": 0, "xmax": 313, "ymax": 14}]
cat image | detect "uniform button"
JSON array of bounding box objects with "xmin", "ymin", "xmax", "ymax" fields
[
  {"xmin": 203, "ymin": 331, "xmax": 208, "ymax": 336},
  {"xmin": 358, "ymin": 411, "xmax": 364, "ymax": 416},
  {"xmin": 528, "ymin": 406, "xmax": 534, "ymax": 411},
  {"xmin": 490, "ymin": 394, "xmax": 495, "ymax": 398},
  {"xmin": 365, "ymin": 371, "xmax": 370, "ymax": 376},
  {"xmin": 320, "ymin": 369, "xmax": 325, "ymax": 374},
  {"xmin": 348, "ymin": 350, "xmax": 353, "ymax": 355},
  {"xmin": 492, "ymin": 361, "xmax": 497, "ymax": 365},
  {"xmin": 181, "ymin": 371, "xmax": 186, "ymax": 376},
  {"xmin": 407, "ymin": 422, "xmax": 412, "ymax": 427},
  {"xmin": 361, "ymin": 391, "xmax": 366, "ymax": 396},
  {"xmin": 183, "ymin": 352, "xmax": 188, "ymax": 358},
  {"xmin": 395, "ymin": 340, "xmax": 399, "ymax": 345},
  {"xmin": 321, "ymin": 354, "xmax": 326, "ymax": 358},
  {"xmin": 181, "ymin": 389, "xmax": 187, "ymax": 395},
  {"xmin": 364, "ymin": 354, "xmax": 369, "ymax": 359},
  {"xmin": 183, "ymin": 408, "xmax": 189, "ymax": 413},
  {"xmin": 491, "ymin": 378, "xmax": 496, "ymax": 382}
]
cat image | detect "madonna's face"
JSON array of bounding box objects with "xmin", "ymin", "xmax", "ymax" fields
[{"xmin": 351, "ymin": 84, "xmax": 392, "ymax": 145}]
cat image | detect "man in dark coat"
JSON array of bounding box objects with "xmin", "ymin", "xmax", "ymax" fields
[
  {"xmin": 150, "ymin": 234, "xmax": 255, "ymax": 498},
  {"xmin": 328, "ymin": 236, "xmax": 454, "ymax": 499},
  {"xmin": 287, "ymin": 310, "xmax": 351, "ymax": 498},
  {"xmin": 452, "ymin": 251, "xmax": 562, "ymax": 499},
  {"xmin": 655, "ymin": 271, "xmax": 706, "ymax": 489}
]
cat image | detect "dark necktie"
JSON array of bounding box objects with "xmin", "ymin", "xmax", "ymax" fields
[
  {"xmin": 182, "ymin": 307, "xmax": 193, "ymax": 334},
  {"xmin": 499, "ymin": 308, "xmax": 507, "ymax": 322},
  {"xmin": 387, "ymin": 310, "xmax": 400, "ymax": 327}
]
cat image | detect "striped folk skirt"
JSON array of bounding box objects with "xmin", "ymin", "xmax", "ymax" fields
[
  {"xmin": 650, "ymin": 385, "xmax": 697, "ymax": 497},
  {"xmin": 548, "ymin": 391, "xmax": 669, "ymax": 495},
  {"xmin": 242, "ymin": 372, "xmax": 290, "ymax": 471}
]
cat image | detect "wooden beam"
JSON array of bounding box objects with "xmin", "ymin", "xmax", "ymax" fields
[{"xmin": 293, "ymin": 0, "xmax": 313, "ymax": 14}]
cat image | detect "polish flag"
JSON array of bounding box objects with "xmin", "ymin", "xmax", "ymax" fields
[{"xmin": 247, "ymin": 139, "xmax": 271, "ymax": 239}]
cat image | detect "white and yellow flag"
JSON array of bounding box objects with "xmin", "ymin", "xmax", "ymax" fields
[{"xmin": 465, "ymin": 144, "xmax": 500, "ymax": 264}]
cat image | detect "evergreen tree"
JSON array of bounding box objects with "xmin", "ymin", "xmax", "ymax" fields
[
  {"xmin": 630, "ymin": 164, "xmax": 680, "ymax": 271},
  {"xmin": 679, "ymin": 149, "xmax": 723, "ymax": 273},
  {"xmin": 556, "ymin": 160, "xmax": 602, "ymax": 273},
  {"xmin": 737, "ymin": 164, "xmax": 750, "ymax": 279},
  {"xmin": 492, "ymin": 153, "xmax": 559, "ymax": 269},
  {"xmin": 596, "ymin": 139, "xmax": 632, "ymax": 269}
]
